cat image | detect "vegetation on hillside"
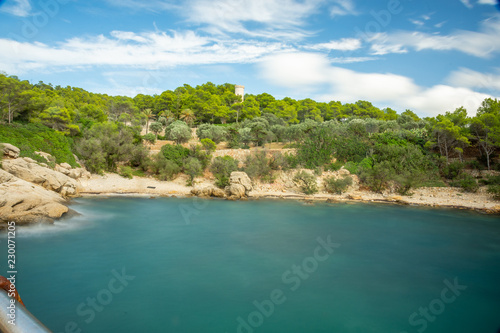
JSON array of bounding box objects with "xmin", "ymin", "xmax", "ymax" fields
[{"xmin": 1, "ymin": 72, "xmax": 500, "ymax": 197}]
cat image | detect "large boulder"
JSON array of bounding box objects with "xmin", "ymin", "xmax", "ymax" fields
[
  {"xmin": 229, "ymin": 172, "xmax": 252, "ymax": 192},
  {"xmin": 0, "ymin": 169, "xmax": 69, "ymax": 227},
  {"xmin": 1, "ymin": 143, "xmax": 20, "ymax": 159},
  {"xmin": 225, "ymin": 184, "xmax": 246, "ymax": 199},
  {"xmin": 1, "ymin": 158, "xmax": 80, "ymax": 196}
]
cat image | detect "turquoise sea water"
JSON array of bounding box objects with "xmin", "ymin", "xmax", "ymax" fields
[{"xmin": 1, "ymin": 197, "xmax": 500, "ymax": 333}]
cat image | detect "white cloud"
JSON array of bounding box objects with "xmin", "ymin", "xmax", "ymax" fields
[
  {"xmin": 447, "ymin": 67, "xmax": 500, "ymax": 93},
  {"xmin": 329, "ymin": 0, "xmax": 357, "ymax": 17},
  {"xmin": 460, "ymin": 0, "xmax": 473, "ymax": 8},
  {"xmin": 306, "ymin": 38, "xmax": 362, "ymax": 51},
  {"xmin": 258, "ymin": 52, "xmax": 495, "ymax": 116},
  {"xmin": 184, "ymin": 0, "xmax": 322, "ymax": 39},
  {"xmin": 104, "ymin": 0, "xmax": 180, "ymax": 12},
  {"xmin": 369, "ymin": 16, "xmax": 500, "ymax": 58},
  {"xmin": 477, "ymin": 0, "xmax": 497, "ymax": 4},
  {"xmin": 259, "ymin": 52, "xmax": 331, "ymax": 87},
  {"xmin": 0, "ymin": 30, "xmax": 289, "ymax": 74},
  {"xmin": 0, "ymin": 0, "xmax": 32, "ymax": 17}
]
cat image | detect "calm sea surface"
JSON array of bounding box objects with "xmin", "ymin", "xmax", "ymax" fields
[{"xmin": 1, "ymin": 197, "xmax": 499, "ymax": 333}]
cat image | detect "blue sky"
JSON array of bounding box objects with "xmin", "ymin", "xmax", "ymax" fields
[{"xmin": 1, "ymin": 0, "xmax": 499, "ymax": 117}]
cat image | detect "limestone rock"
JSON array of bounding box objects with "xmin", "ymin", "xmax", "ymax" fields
[
  {"xmin": 35, "ymin": 151, "xmax": 53, "ymax": 162},
  {"xmin": 0, "ymin": 169, "xmax": 69, "ymax": 227},
  {"xmin": 191, "ymin": 186, "xmax": 226, "ymax": 198},
  {"xmin": 347, "ymin": 194, "xmax": 363, "ymax": 200},
  {"xmin": 225, "ymin": 184, "xmax": 246, "ymax": 199},
  {"xmin": 229, "ymin": 172, "xmax": 252, "ymax": 192},
  {"xmin": 60, "ymin": 162, "xmax": 72, "ymax": 170},
  {"xmin": 1, "ymin": 158, "xmax": 80, "ymax": 196},
  {"xmin": 1, "ymin": 143, "xmax": 20, "ymax": 158}
]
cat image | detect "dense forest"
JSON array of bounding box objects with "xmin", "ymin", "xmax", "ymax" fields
[{"xmin": 1, "ymin": 72, "xmax": 500, "ymax": 198}]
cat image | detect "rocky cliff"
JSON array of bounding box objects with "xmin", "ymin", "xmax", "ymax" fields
[{"xmin": 0, "ymin": 144, "xmax": 88, "ymax": 228}]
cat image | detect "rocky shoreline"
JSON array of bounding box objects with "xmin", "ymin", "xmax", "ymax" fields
[{"xmin": 1, "ymin": 143, "xmax": 500, "ymax": 229}]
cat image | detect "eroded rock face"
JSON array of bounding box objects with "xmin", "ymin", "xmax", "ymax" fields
[
  {"xmin": 191, "ymin": 186, "xmax": 226, "ymax": 198},
  {"xmin": 1, "ymin": 143, "xmax": 20, "ymax": 159},
  {"xmin": 225, "ymin": 184, "xmax": 246, "ymax": 199},
  {"xmin": 229, "ymin": 172, "xmax": 252, "ymax": 192},
  {"xmin": 55, "ymin": 164, "xmax": 91, "ymax": 180},
  {"xmin": 1, "ymin": 158, "xmax": 80, "ymax": 196},
  {"xmin": 0, "ymin": 169, "xmax": 68, "ymax": 227}
]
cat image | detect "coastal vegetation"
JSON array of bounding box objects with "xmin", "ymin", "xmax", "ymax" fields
[{"xmin": 1, "ymin": 72, "xmax": 500, "ymax": 198}]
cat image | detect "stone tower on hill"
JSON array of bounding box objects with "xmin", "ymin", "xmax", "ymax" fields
[{"xmin": 235, "ymin": 85, "xmax": 244, "ymax": 102}]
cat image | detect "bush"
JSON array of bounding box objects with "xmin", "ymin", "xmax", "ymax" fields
[
  {"xmin": 196, "ymin": 124, "xmax": 227, "ymax": 143},
  {"xmin": 293, "ymin": 170, "xmax": 318, "ymax": 195},
  {"xmin": 75, "ymin": 122, "xmax": 145, "ymax": 173},
  {"xmin": 188, "ymin": 144, "xmax": 211, "ymax": 170},
  {"xmin": 0, "ymin": 123, "xmax": 77, "ymax": 166},
  {"xmin": 296, "ymin": 127, "xmax": 335, "ymax": 168},
  {"xmin": 165, "ymin": 120, "xmax": 191, "ymax": 144},
  {"xmin": 442, "ymin": 161, "xmax": 464, "ymax": 180},
  {"xmin": 359, "ymin": 161, "xmax": 392, "ymax": 193},
  {"xmin": 451, "ymin": 174, "xmax": 479, "ymax": 193},
  {"xmin": 326, "ymin": 160, "xmax": 343, "ymax": 172},
  {"xmin": 269, "ymin": 152, "xmax": 292, "ymax": 171},
  {"xmin": 244, "ymin": 152, "xmax": 271, "ymax": 180},
  {"xmin": 487, "ymin": 185, "xmax": 500, "ymax": 200},
  {"xmin": 161, "ymin": 144, "xmax": 190, "ymax": 168},
  {"xmin": 151, "ymin": 153, "xmax": 180, "ymax": 181},
  {"xmin": 344, "ymin": 161, "xmax": 358, "ymax": 175},
  {"xmin": 184, "ymin": 157, "xmax": 202, "ymax": 186},
  {"xmin": 210, "ymin": 156, "xmax": 238, "ymax": 188},
  {"xmin": 201, "ymin": 138, "xmax": 217, "ymax": 153},
  {"xmin": 143, "ymin": 133, "xmax": 156, "ymax": 144},
  {"xmin": 119, "ymin": 166, "xmax": 134, "ymax": 179},
  {"xmin": 324, "ymin": 175, "xmax": 352, "ymax": 194},
  {"xmin": 149, "ymin": 122, "xmax": 164, "ymax": 138}
]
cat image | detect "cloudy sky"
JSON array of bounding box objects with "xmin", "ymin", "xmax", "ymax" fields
[{"xmin": 1, "ymin": 0, "xmax": 499, "ymax": 117}]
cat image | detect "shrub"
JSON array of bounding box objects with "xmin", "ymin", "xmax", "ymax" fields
[
  {"xmin": 143, "ymin": 133, "xmax": 156, "ymax": 144},
  {"xmin": 151, "ymin": 153, "xmax": 180, "ymax": 181},
  {"xmin": 451, "ymin": 174, "xmax": 479, "ymax": 193},
  {"xmin": 344, "ymin": 161, "xmax": 358, "ymax": 175},
  {"xmin": 161, "ymin": 144, "xmax": 189, "ymax": 168},
  {"xmin": 210, "ymin": 156, "xmax": 238, "ymax": 188},
  {"xmin": 196, "ymin": 124, "xmax": 228, "ymax": 143},
  {"xmin": 324, "ymin": 175, "xmax": 352, "ymax": 194},
  {"xmin": 165, "ymin": 120, "xmax": 191, "ymax": 144},
  {"xmin": 296, "ymin": 127, "xmax": 335, "ymax": 168},
  {"xmin": 269, "ymin": 152, "xmax": 291, "ymax": 171},
  {"xmin": 201, "ymin": 138, "xmax": 217, "ymax": 153},
  {"xmin": 359, "ymin": 161, "xmax": 392, "ymax": 193},
  {"xmin": 75, "ymin": 122, "xmax": 144, "ymax": 173},
  {"xmin": 487, "ymin": 185, "xmax": 500, "ymax": 200},
  {"xmin": 244, "ymin": 152, "xmax": 271, "ymax": 180},
  {"xmin": 326, "ymin": 160, "xmax": 343, "ymax": 172},
  {"xmin": 293, "ymin": 170, "xmax": 318, "ymax": 195},
  {"xmin": 184, "ymin": 157, "xmax": 203, "ymax": 186},
  {"xmin": 149, "ymin": 122, "xmax": 164, "ymax": 138},
  {"xmin": 188, "ymin": 144, "xmax": 211, "ymax": 170},
  {"xmin": 441, "ymin": 161, "xmax": 464, "ymax": 180},
  {"xmin": 0, "ymin": 123, "xmax": 77, "ymax": 166},
  {"xmin": 119, "ymin": 166, "xmax": 134, "ymax": 179}
]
